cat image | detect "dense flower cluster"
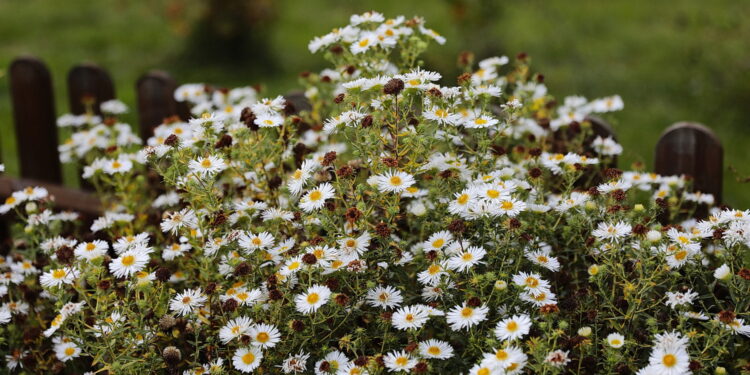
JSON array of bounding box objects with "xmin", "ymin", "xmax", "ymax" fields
[{"xmin": 1, "ymin": 11, "xmax": 749, "ymax": 375}]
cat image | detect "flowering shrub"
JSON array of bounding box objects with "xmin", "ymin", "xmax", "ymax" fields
[{"xmin": 1, "ymin": 11, "xmax": 749, "ymax": 375}]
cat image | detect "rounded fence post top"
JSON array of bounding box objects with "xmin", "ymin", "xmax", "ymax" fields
[{"xmin": 658, "ymin": 122, "xmax": 722, "ymax": 147}]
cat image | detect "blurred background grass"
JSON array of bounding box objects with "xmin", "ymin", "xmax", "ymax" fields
[{"xmin": 1, "ymin": 0, "xmax": 748, "ymax": 207}]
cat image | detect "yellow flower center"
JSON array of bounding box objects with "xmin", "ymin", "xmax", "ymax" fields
[
  {"xmin": 506, "ymin": 321, "xmax": 518, "ymax": 332},
  {"xmin": 4, "ymin": 197, "xmax": 15, "ymax": 205},
  {"xmin": 64, "ymin": 347, "xmax": 75, "ymax": 356},
  {"xmin": 457, "ymin": 194, "xmax": 469, "ymax": 205},
  {"xmin": 307, "ymin": 292, "xmax": 320, "ymax": 304},
  {"xmin": 478, "ymin": 368, "xmax": 491, "ymax": 375},
  {"xmin": 358, "ymin": 39, "xmax": 369, "ymax": 47},
  {"xmin": 428, "ymin": 346, "xmax": 441, "ymax": 355},
  {"xmin": 389, "ymin": 176, "xmax": 402, "ymax": 186},
  {"xmin": 252, "ymin": 238, "xmax": 262, "ymax": 246},
  {"xmin": 309, "ymin": 191, "xmax": 323, "ymax": 201},
  {"xmin": 405, "ymin": 314, "xmax": 414, "ymax": 322},
  {"xmin": 256, "ymin": 332, "xmax": 269, "ymax": 343},
  {"xmin": 662, "ymin": 354, "xmax": 676, "ymax": 367},
  {"xmin": 475, "ymin": 118, "xmax": 488, "ymax": 125},
  {"xmin": 525, "ymin": 277, "xmax": 539, "ymax": 288},
  {"xmin": 346, "ymin": 239, "xmax": 356, "ymax": 247},
  {"xmin": 487, "ymin": 190, "xmax": 500, "ymax": 199},
  {"xmin": 52, "ymin": 269, "xmax": 66, "ymax": 279},
  {"xmin": 121, "ymin": 255, "xmax": 135, "ymax": 267},
  {"xmin": 432, "ymin": 239, "xmax": 445, "ymax": 248},
  {"xmin": 501, "ymin": 201, "xmax": 514, "ymax": 210},
  {"xmin": 435, "ymin": 109, "xmax": 447, "ymax": 118},
  {"xmin": 86, "ymin": 243, "xmax": 96, "ymax": 251},
  {"xmin": 495, "ymin": 349, "xmax": 508, "ymax": 360},
  {"xmin": 428, "ymin": 264, "xmax": 441, "ymax": 275},
  {"xmin": 201, "ymin": 159, "xmax": 212, "ymax": 168},
  {"xmin": 462, "ymin": 253, "xmax": 473, "ymax": 261},
  {"xmin": 242, "ymin": 352, "xmax": 255, "ymax": 365},
  {"xmin": 395, "ymin": 357, "xmax": 408, "ymax": 366},
  {"xmin": 461, "ymin": 307, "xmax": 473, "ymax": 318},
  {"xmin": 112, "ymin": 161, "xmax": 122, "ymax": 169}
]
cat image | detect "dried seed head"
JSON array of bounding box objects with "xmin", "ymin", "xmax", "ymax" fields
[
  {"xmin": 155, "ymin": 267, "xmax": 172, "ymax": 282},
  {"xmin": 383, "ymin": 78, "xmax": 405, "ymax": 95},
  {"xmin": 159, "ymin": 315, "xmax": 177, "ymax": 331},
  {"xmin": 162, "ymin": 346, "xmax": 181, "ymax": 366}
]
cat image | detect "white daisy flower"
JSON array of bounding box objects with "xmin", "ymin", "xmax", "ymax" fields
[
  {"xmin": 239, "ymin": 231, "xmax": 276, "ymax": 252},
  {"xmin": 365, "ymin": 285, "xmax": 403, "ymax": 310},
  {"xmin": 392, "ymin": 305, "xmax": 430, "ymax": 330},
  {"xmin": 248, "ymin": 323, "xmax": 281, "ymax": 348},
  {"xmin": 592, "ymin": 221, "xmax": 632, "ymax": 243},
  {"xmin": 606, "ymin": 333, "xmax": 625, "ymax": 348},
  {"xmin": 74, "ymin": 240, "xmax": 109, "ymax": 261},
  {"xmin": 299, "ymin": 183, "xmax": 336, "ymax": 212},
  {"xmin": 494, "ymin": 314, "xmax": 532, "ymax": 341},
  {"xmin": 169, "ymin": 288, "xmax": 207, "ymax": 316},
  {"xmin": 219, "ymin": 316, "xmax": 253, "ymax": 344},
  {"xmin": 39, "ymin": 267, "xmax": 79, "ymax": 288},
  {"xmin": 446, "ymin": 303, "xmax": 489, "ymax": 331},
  {"xmin": 419, "ymin": 339, "xmax": 454, "ymax": 359},
  {"xmin": 447, "ymin": 246, "xmax": 486, "ymax": 272},
  {"xmin": 233, "ymin": 347, "xmax": 263, "ymax": 373},
  {"xmin": 294, "ymin": 284, "xmax": 331, "ymax": 314},
  {"xmin": 188, "ymin": 155, "xmax": 227, "ymax": 177},
  {"xmin": 108, "ymin": 249, "xmax": 149, "ymax": 278},
  {"xmin": 373, "ymin": 170, "xmax": 416, "ymax": 194},
  {"xmin": 383, "ymin": 350, "xmax": 416, "ymax": 373},
  {"xmin": 54, "ymin": 341, "xmax": 81, "ymax": 362}
]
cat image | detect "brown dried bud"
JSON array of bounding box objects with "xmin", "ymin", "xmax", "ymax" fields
[
  {"xmin": 382, "ymin": 157, "xmax": 399, "ymax": 167},
  {"xmin": 322, "ymin": 151, "xmax": 337, "ymax": 166},
  {"xmin": 329, "ymin": 44, "xmax": 344, "ymax": 54},
  {"xmin": 633, "ymin": 224, "xmax": 647, "ymax": 235},
  {"xmin": 333, "ymin": 93, "xmax": 345, "ymax": 104},
  {"xmin": 155, "ymin": 267, "xmax": 171, "ymax": 282},
  {"xmin": 405, "ymin": 342, "xmax": 419, "ymax": 353},
  {"xmin": 337, "ymin": 165, "xmax": 354, "ymax": 178},
  {"xmin": 458, "ymin": 50, "xmax": 474, "ymax": 67},
  {"xmin": 268, "ymin": 289, "xmax": 283, "ymax": 301},
  {"xmin": 345, "ymin": 207, "xmax": 362, "ymax": 222},
  {"xmin": 540, "ymin": 304, "xmax": 560, "ymax": 314},
  {"xmin": 457, "ymin": 72, "xmax": 472, "ymax": 85},
  {"xmin": 240, "ymin": 107, "xmax": 258, "ymax": 131},
  {"xmin": 292, "ymin": 319, "xmax": 305, "ymax": 332},
  {"xmin": 467, "ymin": 297, "xmax": 481, "ymax": 307},
  {"xmin": 408, "ymin": 117, "xmax": 419, "ymax": 126},
  {"xmin": 375, "ymin": 222, "xmax": 391, "ymax": 237},
  {"xmin": 335, "ymin": 294, "xmax": 349, "ymax": 306},
  {"xmin": 234, "ymin": 262, "xmax": 251, "ymax": 277},
  {"xmin": 211, "ymin": 211, "xmax": 227, "ymax": 227},
  {"xmin": 604, "ymin": 168, "xmax": 623, "ymax": 180},
  {"xmin": 529, "ymin": 148, "xmax": 542, "ymax": 157},
  {"xmin": 302, "ymin": 253, "xmax": 318, "ymax": 265},
  {"xmin": 688, "ymin": 360, "xmax": 702, "ymax": 371},
  {"xmin": 354, "ymin": 356, "xmax": 368, "ymax": 367},
  {"xmin": 718, "ymin": 310, "xmax": 736, "ymax": 324},
  {"xmin": 447, "ymin": 219, "xmax": 466, "ymax": 234},
  {"xmin": 414, "ymin": 362, "xmax": 429, "ymax": 373},
  {"xmin": 55, "ymin": 246, "xmax": 74, "ymax": 265},
  {"xmin": 97, "ymin": 280, "xmax": 111, "ymax": 290},
  {"xmin": 319, "ymin": 361, "xmax": 331, "ymax": 372},
  {"xmin": 383, "ymin": 78, "xmax": 405, "ymax": 95},
  {"xmin": 611, "ymin": 189, "xmax": 627, "ymax": 202},
  {"xmin": 214, "ymin": 134, "xmax": 233, "ymax": 149},
  {"xmin": 164, "ymin": 134, "xmax": 179, "ymax": 147},
  {"xmin": 427, "ymin": 87, "xmax": 442, "ymax": 97},
  {"xmin": 426, "ymin": 250, "xmax": 438, "ymax": 261},
  {"xmin": 655, "ymin": 198, "xmax": 668, "ymax": 208},
  {"xmin": 529, "ymin": 168, "xmax": 542, "ymax": 179},
  {"xmin": 325, "ymin": 278, "xmax": 340, "ymax": 291},
  {"xmin": 509, "ymin": 218, "xmax": 521, "ymax": 229},
  {"xmin": 159, "ymin": 315, "xmax": 176, "ymax": 331},
  {"xmin": 222, "ymin": 298, "xmax": 238, "ymax": 312},
  {"xmin": 738, "ymin": 268, "xmax": 750, "ymax": 280},
  {"xmin": 162, "ymin": 346, "xmax": 181, "ymax": 366},
  {"xmin": 283, "ymin": 100, "xmax": 296, "ymax": 116},
  {"xmin": 491, "ymin": 145, "xmax": 506, "ymax": 156},
  {"xmin": 361, "ymin": 115, "xmax": 373, "ymax": 128}
]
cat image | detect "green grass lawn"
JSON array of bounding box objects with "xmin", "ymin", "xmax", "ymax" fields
[{"xmin": 1, "ymin": 0, "xmax": 748, "ymax": 206}]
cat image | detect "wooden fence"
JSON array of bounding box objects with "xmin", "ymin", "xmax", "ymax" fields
[{"xmin": 0, "ymin": 56, "xmax": 724, "ymax": 240}]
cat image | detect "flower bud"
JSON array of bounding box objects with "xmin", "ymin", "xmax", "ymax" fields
[
  {"xmin": 578, "ymin": 326, "xmax": 592, "ymax": 337},
  {"xmin": 646, "ymin": 230, "xmax": 662, "ymax": 242}
]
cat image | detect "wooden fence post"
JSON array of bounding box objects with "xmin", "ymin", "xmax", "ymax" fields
[
  {"xmin": 654, "ymin": 122, "xmax": 723, "ymax": 215},
  {"xmin": 136, "ymin": 71, "xmax": 190, "ymax": 139},
  {"xmin": 67, "ymin": 63, "xmax": 115, "ymax": 116},
  {"xmin": 9, "ymin": 57, "xmax": 62, "ymax": 184}
]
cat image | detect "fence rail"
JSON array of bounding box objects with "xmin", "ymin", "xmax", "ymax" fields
[{"xmin": 1, "ymin": 56, "xmax": 726, "ymax": 243}]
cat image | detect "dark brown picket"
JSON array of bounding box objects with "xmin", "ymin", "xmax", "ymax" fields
[
  {"xmin": 9, "ymin": 57, "xmax": 62, "ymax": 184},
  {"xmin": 136, "ymin": 71, "xmax": 190, "ymax": 139},
  {"xmin": 655, "ymin": 122, "xmax": 723, "ymax": 216},
  {"xmin": 67, "ymin": 63, "xmax": 115, "ymax": 116}
]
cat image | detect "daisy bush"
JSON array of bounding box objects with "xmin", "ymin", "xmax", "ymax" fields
[{"xmin": 1, "ymin": 11, "xmax": 750, "ymax": 375}]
